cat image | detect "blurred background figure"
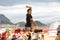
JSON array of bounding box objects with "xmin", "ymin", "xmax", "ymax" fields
[
  {"xmin": 11, "ymin": 35, "xmax": 16, "ymax": 40},
  {"xmin": 55, "ymin": 25, "xmax": 60, "ymax": 40},
  {"xmin": 0, "ymin": 34, "xmax": 1, "ymax": 40},
  {"xmin": 1, "ymin": 32, "xmax": 6, "ymax": 40},
  {"xmin": 57, "ymin": 25, "xmax": 60, "ymax": 35}
]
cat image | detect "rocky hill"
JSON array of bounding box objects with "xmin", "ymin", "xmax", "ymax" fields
[
  {"xmin": 0, "ymin": 14, "xmax": 12, "ymax": 24},
  {"xmin": 16, "ymin": 21, "xmax": 46, "ymax": 27}
]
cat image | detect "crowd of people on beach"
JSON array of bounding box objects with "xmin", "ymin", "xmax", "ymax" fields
[
  {"xmin": 0, "ymin": 26, "xmax": 44, "ymax": 40},
  {"xmin": 0, "ymin": 25, "xmax": 59, "ymax": 40}
]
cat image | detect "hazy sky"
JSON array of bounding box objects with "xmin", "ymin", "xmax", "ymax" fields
[{"xmin": 0, "ymin": 0, "xmax": 60, "ymax": 24}]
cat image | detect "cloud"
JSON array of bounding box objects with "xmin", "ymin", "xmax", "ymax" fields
[
  {"xmin": 0, "ymin": 0, "xmax": 60, "ymax": 6},
  {"xmin": 0, "ymin": 0, "xmax": 28, "ymax": 6},
  {"xmin": 0, "ymin": 2, "xmax": 60, "ymax": 23},
  {"xmin": 32, "ymin": 2, "xmax": 60, "ymax": 24},
  {"xmin": 0, "ymin": 4, "xmax": 27, "ymax": 23}
]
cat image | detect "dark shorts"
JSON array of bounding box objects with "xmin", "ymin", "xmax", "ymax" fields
[
  {"xmin": 34, "ymin": 29, "xmax": 43, "ymax": 33},
  {"xmin": 25, "ymin": 27, "xmax": 32, "ymax": 31}
]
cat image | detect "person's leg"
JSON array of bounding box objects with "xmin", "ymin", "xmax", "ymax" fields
[
  {"xmin": 25, "ymin": 27, "xmax": 31, "ymax": 40},
  {"xmin": 40, "ymin": 34, "xmax": 44, "ymax": 40}
]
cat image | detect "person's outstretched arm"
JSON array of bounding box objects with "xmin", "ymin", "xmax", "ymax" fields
[
  {"xmin": 30, "ymin": 18, "xmax": 38, "ymax": 27},
  {"xmin": 26, "ymin": 5, "xmax": 32, "ymax": 14},
  {"xmin": 26, "ymin": 5, "xmax": 32, "ymax": 9}
]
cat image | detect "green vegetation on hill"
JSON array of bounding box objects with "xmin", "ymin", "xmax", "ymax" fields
[
  {"xmin": 16, "ymin": 21, "xmax": 46, "ymax": 27},
  {"xmin": 0, "ymin": 14, "xmax": 12, "ymax": 24}
]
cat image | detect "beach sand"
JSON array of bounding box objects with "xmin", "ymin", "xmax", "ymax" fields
[{"xmin": 44, "ymin": 33, "xmax": 56, "ymax": 40}]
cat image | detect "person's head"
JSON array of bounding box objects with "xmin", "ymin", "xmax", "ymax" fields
[
  {"xmin": 23, "ymin": 29, "xmax": 26, "ymax": 33},
  {"xmin": 58, "ymin": 25, "xmax": 60, "ymax": 27},
  {"xmin": 27, "ymin": 8, "xmax": 32, "ymax": 14},
  {"xmin": 12, "ymin": 35, "xmax": 16, "ymax": 38}
]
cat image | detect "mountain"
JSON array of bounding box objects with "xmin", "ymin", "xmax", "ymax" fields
[
  {"xmin": 16, "ymin": 22, "xmax": 25, "ymax": 27},
  {"xmin": 35, "ymin": 21, "xmax": 46, "ymax": 26},
  {"xmin": 0, "ymin": 14, "xmax": 12, "ymax": 24},
  {"xmin": 16, "ymin": 21, "xmax": 46, "ymax": 27}
]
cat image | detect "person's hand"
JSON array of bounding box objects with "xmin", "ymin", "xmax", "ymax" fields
[
  {"xmin": 26, "ymin": 5, "xmax": 32, "ymax": 8},
  {"xmin": 26, "ymin": 5, "xmax": 29, "ymax": 8}
]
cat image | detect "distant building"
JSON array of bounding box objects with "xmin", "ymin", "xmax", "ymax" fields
[{"xmin": 0, "ymin": 24, "xmax": 15, "ymax": 28}]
